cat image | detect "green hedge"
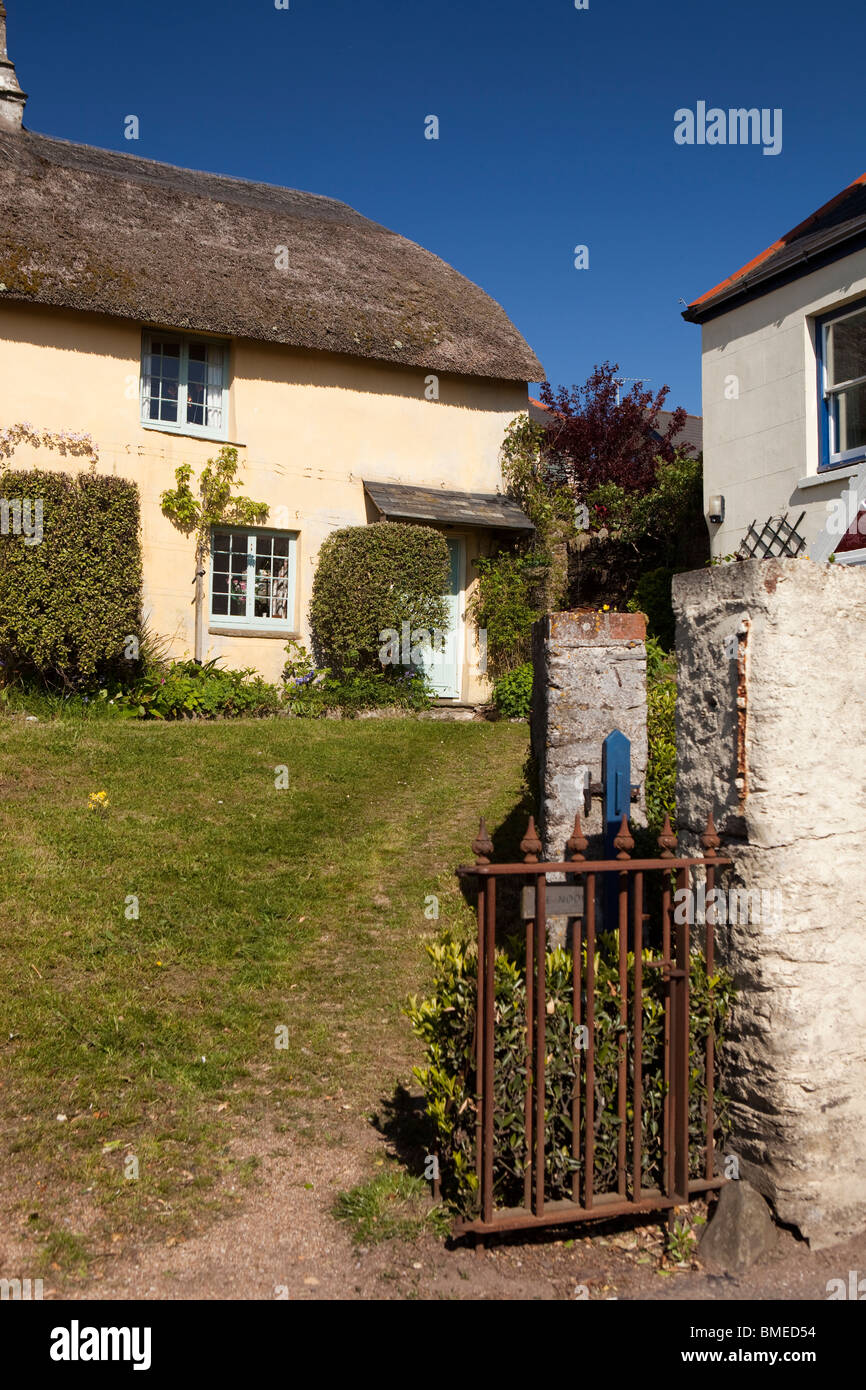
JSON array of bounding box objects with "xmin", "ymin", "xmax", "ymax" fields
[
  {"xmin": 0, "ymin": 469, "xmax": 142, "ymax": 688},
  {"xmin": 309, "ymin": 523, "xmax": 450, "ymax": 672},
  {"xmin": 407, "ymin": 929, "xmax": 733, "ymax": 1216}
]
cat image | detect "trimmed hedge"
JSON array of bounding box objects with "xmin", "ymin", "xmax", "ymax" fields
[
  {"xmin": 407, "ymin": 929, "xmax": 733, "ymax": 1216},
  {"xmin": 309, "ymin": 522, "xmax": 450, "ymax": 671},
  {"xmin": 0, "ymin": 469, "xmax": 142, "ymax": 688}
]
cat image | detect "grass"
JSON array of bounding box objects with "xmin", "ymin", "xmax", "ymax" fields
[
  {"xmin": 333, "ymin": 1169, "xmax": 450, "ymax": 1245},
  {"xmin": 0, "ymin": 715, "xmax": 528, "ymax": 1266}
]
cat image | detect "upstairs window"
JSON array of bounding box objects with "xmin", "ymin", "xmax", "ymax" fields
[
  {"xmin": 210, "ymin": 529, "xmax": 298, "ymax": 630},
  {"xmin": 819, "ymin": 303, "xmax": 866, "ymax": 469},
  {"xmin": 141, "ymin": 332, "xmax": 229, "ymax": 439}
]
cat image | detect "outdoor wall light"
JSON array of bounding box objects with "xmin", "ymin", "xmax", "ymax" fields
[{"xmin": 708, "ymin": 494, "xmax": 725, "ymax": 524}]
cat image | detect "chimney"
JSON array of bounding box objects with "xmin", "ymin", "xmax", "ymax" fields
[{"xmin": 0, "ymin": 3, "xmax": 27, "ymax": 132}]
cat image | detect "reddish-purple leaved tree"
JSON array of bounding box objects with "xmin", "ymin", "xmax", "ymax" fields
[{"xmin": 539, "ymin": 362, "xmax": 691, "ymax": 496}]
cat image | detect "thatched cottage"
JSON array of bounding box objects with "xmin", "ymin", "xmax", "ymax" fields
[{"xmin": 0, "ymin": 4, "xmax": 540, "ymax": 700}]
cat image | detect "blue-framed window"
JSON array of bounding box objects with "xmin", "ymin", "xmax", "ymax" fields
[
  {"xmin": 817, "ymin": 301, "xmax": 866, "ymax": 470},
  {"xmin": 210, "ymin": 528, "xmax": 298, "ymax": 629},
  {"xmin": 141, "ymin": 332, "xmax": 229, "ymax": 440}
]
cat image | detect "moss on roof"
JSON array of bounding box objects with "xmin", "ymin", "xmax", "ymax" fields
[{"xmin": 0, "ymin": 130, "xmax": 542, "ymax": 382}]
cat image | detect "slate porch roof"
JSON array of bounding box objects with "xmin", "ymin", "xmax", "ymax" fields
[{"xmin": 363, "ymin": 481, "xmax": 534, "ymax": 531}]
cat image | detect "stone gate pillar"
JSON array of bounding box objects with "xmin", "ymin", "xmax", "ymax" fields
[
  {"xmin": 531, "ymin": 609, "xmax": 648, "ymax": 862},
  {"xmin": 674, "ymin": 558, "xmax": 866, "ymax": 1249}
]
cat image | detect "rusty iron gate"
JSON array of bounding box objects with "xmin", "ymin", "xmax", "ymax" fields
[{"xmin": 452, "ymin": 810, "xmax": 731, "ymax": 1238}]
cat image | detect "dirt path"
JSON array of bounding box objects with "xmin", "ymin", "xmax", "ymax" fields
[{"xmin": 6, "ymin": 1104, "xmax": 862, "ymax": 1303}]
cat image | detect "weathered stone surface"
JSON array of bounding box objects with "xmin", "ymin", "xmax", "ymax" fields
[
  {"xmin": 699, "ymin": 1180, "xmax": 778, "ymax": 1272},
  {"xmin": 531, "ymin": 610, "xmax": 647, "ymax": 866},
  {"xmin": 674, "ymin": 559, "xmax": 866, "ymax": 1249},
  {"xmin": 417, "ymin": 707, "xmax": 480, "ymax": 721}
]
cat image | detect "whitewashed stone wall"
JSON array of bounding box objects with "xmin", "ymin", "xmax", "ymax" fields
[{"xmin": 674, "ymin": 558, "xmax": 866, "ymax": 1249}]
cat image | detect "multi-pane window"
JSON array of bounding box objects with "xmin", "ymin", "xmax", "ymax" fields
[
  {"xmin": 141, "ymin": 332, "xmax": 228, "ymax": 438},
  {"xmin": 820, "ymin": 303, "xmax": 866, "ymax": 468},
  {"xmin": 210, "ymin": 529, "xmax": 297, "ymax": 628}
]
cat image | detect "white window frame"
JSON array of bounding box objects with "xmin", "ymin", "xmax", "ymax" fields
[
  {"xmin": 820, "ymin": 302, "xmax": 866, "ymax": 468},
  {"xmin": 140, "ymin": 331, "xmax": 230, "ymax": 441},
  {"xmin": 209, "ymin": 527, "xmax": 298, "ymax": 631}
]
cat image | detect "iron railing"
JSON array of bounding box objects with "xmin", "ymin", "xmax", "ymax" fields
[{"xmin": 453, "ymin": 811, "xmax": 732, "ymax": 1237}]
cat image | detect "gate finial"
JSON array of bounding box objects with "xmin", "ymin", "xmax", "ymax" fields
[
  {"xmin": 566, "ymin": 812, "xmax": 588, "ymax": 861},
  {"xmin": 657, "ymin": 814, "xmax": 677, "ymax": 858},
  {"xmin": 701, "ymin": 811, "xmax": 721, "ymax": 858},
  {"xmin": 614, "ymin": 814, "xmax": 634, "ymax": 859},
  {"xmin": 520, "ymin": 815, "xmax": 542, "ymax": 864},
  {"xmin": 472, "ymin": 817, "xmax": 494, "ymax": 865}
]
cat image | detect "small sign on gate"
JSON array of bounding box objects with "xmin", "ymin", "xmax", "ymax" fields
[{"xmin": 520, "ymin": 883, "xmax": 584, "ymax": 919}]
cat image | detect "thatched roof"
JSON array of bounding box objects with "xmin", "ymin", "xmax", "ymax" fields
[{"xmin": 0, "ymin": 129, "xmax": 542, "ymax": 382}]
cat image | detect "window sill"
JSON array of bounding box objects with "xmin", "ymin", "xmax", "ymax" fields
[
  {"xmin": 797, "ymin": 461, "xmax": 866, "ymax": 489},
  {"xmin": 209, "ymin": 626, "xmax": 298, "ymax": 640},
  {"xmin": 142, "ymin": 423, "xmax": 243, "ymax": 446}
]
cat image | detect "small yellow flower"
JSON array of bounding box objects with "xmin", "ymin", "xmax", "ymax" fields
[
  {"xmin": 602, "ymin": 604, "xmax": 610, "ymax": 612},
  {"xmin": 88, "ymin": 790, "xmax": 110, "ymax": 814}
]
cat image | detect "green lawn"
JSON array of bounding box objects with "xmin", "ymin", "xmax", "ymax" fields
[{"xmin": 0, "ymin": 715, "xmax": 528, "ymax": 1266}]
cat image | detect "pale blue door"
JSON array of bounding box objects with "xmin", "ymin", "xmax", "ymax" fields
[{"xmin": 423, "ymin": 538, "xmax": 462, "ymax": 699}]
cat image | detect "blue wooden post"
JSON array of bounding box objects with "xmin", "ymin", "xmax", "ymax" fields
[{"xmin": 602, "ymin": 730, "xmax": 631, "ymax": 926}]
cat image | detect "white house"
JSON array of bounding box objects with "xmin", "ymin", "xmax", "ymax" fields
[{"xmin": 683, "ymin": 171, "xmax": 866, "ymax": 565}]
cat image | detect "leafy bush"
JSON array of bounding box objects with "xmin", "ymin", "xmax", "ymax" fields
[
  {"xmin": 406, "ymin": 928, "xmax": 733, "ymax": 1217},
  {"xmin": 309, "ymin": 523, "xmax": 449, "ymax": 672},
  {"xmin": 0, "ymin": 469, "xmax": 141, "ymax": 689},
  {"xmin": 573, "ymin": 453, "xmax": 706, "ymax": 610},
  {"xmin": 646, "ymin": 637, "xmax": 677, "ymax": 832},
  {"xmin": 469, "ymin": 551, "xmax": 544, "ymax": 677},
  {"xmin": 628, "ymin": 567, "xmax": 676, "ymax": 651},
  {"xmin": 282, "ymin": 640, "xmax": 432, "ymax": 717},
  {"xmin": 113, "ymin": 659, "xmax": 280, "ymax": 720},
  {"xmin": 492, "ymin": 662, "xmax": 533, "ymax": 719}
]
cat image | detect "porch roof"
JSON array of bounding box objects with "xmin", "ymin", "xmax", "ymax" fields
[{"xmin": 362, "ymin": 481, "xmax": 534, "ymax": 532}]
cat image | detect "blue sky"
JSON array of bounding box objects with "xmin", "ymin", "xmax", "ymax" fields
[{"xmin": 8, "ymin": 0, "xmax": 866, "ymax": 414}]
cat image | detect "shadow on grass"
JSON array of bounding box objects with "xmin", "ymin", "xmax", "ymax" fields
[
  {"xmin": 372, "ymin": 1083, "xmax": 432, "ymax": 1182},
  {"xmin": 456, "ymin": 757, "xmax": 536, "ymax": 933}
]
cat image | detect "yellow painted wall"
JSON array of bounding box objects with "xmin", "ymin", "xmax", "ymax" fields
[{"xmin": 0, "ymin": 302, "xmax": 530, "ymax": 700}]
